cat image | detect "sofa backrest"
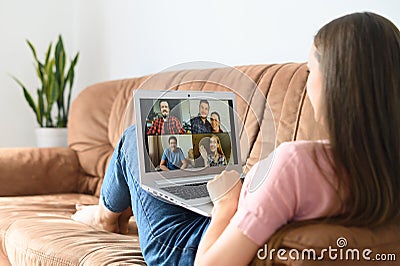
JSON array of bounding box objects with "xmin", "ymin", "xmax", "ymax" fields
[{"xmin": 69, "ymin": 63, "xmax": 326, "ymax": 195}]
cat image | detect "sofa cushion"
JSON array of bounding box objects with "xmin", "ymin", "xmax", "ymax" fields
[
  {"xmin": 0, "ymin": 147, "xmax": 81, "ymax": 196},
  {"xmin": 0, "ymin": 194, "xmax": 143, "ymax": 265},
  {"xmin": 5, "ymin": 218, "xmax": 144, "ymax": 265}
]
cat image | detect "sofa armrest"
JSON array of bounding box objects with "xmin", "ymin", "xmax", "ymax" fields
[{"xmin": 0, "ymin": 147, "xmax": 81, "ymax": 196}]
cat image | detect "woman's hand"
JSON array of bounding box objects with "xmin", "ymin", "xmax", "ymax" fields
[
  {"xmin": 196, "ymin": 171, "xmax": 258, "ymax": 265},
  {"xmin": 207, "ymin": 170, "xmax": 242, "ymax": 217}
]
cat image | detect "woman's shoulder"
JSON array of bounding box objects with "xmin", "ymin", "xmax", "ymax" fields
[
  {"xmin": 272, "ymin": 140, "xmax": 333, "ymax": 172},
  {"xmin": 277, "ymin": 140, "xmax": 330, "ymax": 155}
]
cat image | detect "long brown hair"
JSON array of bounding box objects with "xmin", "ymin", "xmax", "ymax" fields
[
  {"xmin": 314, "ymin": 12, "xmax": 400, "ymax": 227},
  {"xmin": 210, "ymin": 135, "xmax": 225, "ymax": 158}
]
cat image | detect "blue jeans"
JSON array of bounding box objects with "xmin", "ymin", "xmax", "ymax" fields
[{"xmin": 100, "ymin": 125, "xmax": 211, "ymax": 266}]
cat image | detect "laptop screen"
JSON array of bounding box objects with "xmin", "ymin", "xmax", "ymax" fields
[{"xmin": 138, "ymin": 97, "xmax": 239, "ymax": 173}]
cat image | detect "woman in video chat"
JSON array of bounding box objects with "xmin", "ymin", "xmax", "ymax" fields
[{"xmin": 199, "ymin": 135, "xmax": 227, "ymax": 167}]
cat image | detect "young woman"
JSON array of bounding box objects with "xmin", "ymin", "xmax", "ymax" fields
[
  {"xmin": 210, "ymin": 111, "xmax": 223, "ymax": 133},
  {"xmin": 72, "ymin": 12, "xmax": 400, "ymax": 265},
  {"xmin": 199, "ymin": 135, "xmax": 227, "ymax": 167}
]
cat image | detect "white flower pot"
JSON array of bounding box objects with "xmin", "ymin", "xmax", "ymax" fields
[{"xmin": 35, "ymin": 128, "xmax": 68, "ymax": 147}]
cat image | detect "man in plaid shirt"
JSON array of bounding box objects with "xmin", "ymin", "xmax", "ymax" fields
[{"xmin": 147, "ymin": 100, "xmax": 185, "ymax": 135}]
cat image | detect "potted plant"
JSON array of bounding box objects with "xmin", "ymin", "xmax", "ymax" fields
[{"xmin": 13, "ymin": 35, "xmax": 79, "ymax": 147}]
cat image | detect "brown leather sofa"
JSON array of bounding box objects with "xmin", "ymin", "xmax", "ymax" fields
[{"xmin": 0, "ymin": 63, "xmax": 399, "ymax": 265}]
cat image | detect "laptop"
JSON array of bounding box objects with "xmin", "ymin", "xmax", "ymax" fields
[{"xmin": 134, "ymin": 90, "xmax": 243, "ymax": 216}]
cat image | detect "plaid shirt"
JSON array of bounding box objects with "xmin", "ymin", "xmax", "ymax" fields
[
  {"xmin": 208, "ymin": 153, "xmax": 227, "ymax": 167},
  {"xmin": 190, "ymin": 116, "xmax": 212, "ymax": 134},
  {"xmin": 147, "ymin": 116, "xmax": 185, "ymax": 135}
]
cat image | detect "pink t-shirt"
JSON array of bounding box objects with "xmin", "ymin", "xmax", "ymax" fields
[{"xmin": 231, "ymin": 140, "xmax": 346, "ymax": 246}]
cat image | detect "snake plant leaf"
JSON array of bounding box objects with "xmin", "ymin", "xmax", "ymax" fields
[
  {"xmin": 45, "ymin": 76, "xmax": 58, "ymax": 127},
  {"xmin": 50, "ymin": 76, "xmax": 59, "ymax": 105},
  {"xmin": 27, "ymin": 40, "xmax": 44, "ymax": 74},
  {"xmin": 36, "ymin": 61, "xmax": 45, "ymax": 86},
  {"xmin": 37, "ymin": 88, "xmax": 44, "ymax": 127},
  {"xmin": 56, "ymin": 49, "xmax": 66, "ymax": 109},
  {"xmin": 55, "ymin": 36, "xmax": 66, "ymax": 92},
  {"xmin": 44, "ymin": 59, "xmax": 54, "ymax": 106},
  {"xmin": 13, "ymin": 76, "xmax": 42, "ymax": 127},
  {"xmin": 12, "ymin": 76, "xmax": 26, "ymax": 90},
  {"xmin": 44, "ymin": 42, "xmax": 52, "ymax": 66},
  {"xmin": 66, "ymin": 52, "xmax": 79, "ymax": 88},
  {"xmin": 65, "ymin": 52, "xmax": 79, "ymax": 117},
  {"xmin": 27, "ymin": 40, "xmax": 45, "ymax": 84},
  {"xmin": 24, "ymin": 87, "xmax": 42, "ymax": 127},
  {"xmin": 13, "ymin": 77, "xmax": 35, "ymax": 111},
  {"xmin": 26, "ymin": 40, "xmax": 38, "ymax": 62},
  {"xmin": 46, "ymin": 62, "xmax": 59, "ymax": 108}
]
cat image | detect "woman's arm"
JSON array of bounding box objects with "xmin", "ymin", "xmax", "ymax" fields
[{"xmin": 195, "ymin": 170, "xmax": 260, "ymax": 265}]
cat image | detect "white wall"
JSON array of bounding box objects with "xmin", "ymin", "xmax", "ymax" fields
[
  {"xmin": 0, "ymin": 0, "xmax": 399, "ymax": 147},
  {"xmin": 102, "ymin": 0, "xmax": 400, "ymax": 78},
  {"xmin": 0, "ymin": 0, "xmax": 80, "ymax": 147}
]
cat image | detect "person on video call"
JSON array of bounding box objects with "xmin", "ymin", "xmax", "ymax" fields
[
  {"xmin": 147, "ymin": 100, "xmax": 185, "ymax": 135},
  {"xmin": 160, "ymin": 136, "xmax": 187, "ymax": 171},
  {"xmin": 210, "ymin": 111, "xmax": 223, "ymax": 133},
  {"xmin": 199, "ymin": 135, "xmax": 227, "ymax": 167},
  {"xmin": 190, "ymin": 99, "xmax": 212, "ymax": 134}
]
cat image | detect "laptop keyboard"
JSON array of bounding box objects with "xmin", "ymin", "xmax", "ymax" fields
[{"xmin": 161, "ymin": 182, "xmax": 209, "ymax": 200}]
